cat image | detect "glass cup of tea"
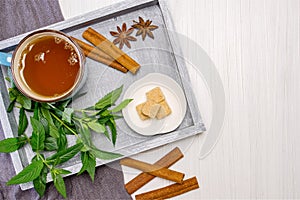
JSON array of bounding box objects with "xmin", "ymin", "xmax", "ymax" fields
[{"xmin": 11, "ymin": 29, "xmax": 86, "ymax": 102}]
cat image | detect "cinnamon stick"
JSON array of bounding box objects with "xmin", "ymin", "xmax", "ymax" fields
[
  {"xmin": 71, "ymin": 36, "xmax": 128, "ymax": 73},
  {"xmin": 120, "ymin": 157, "xmax": 184, "ymax": 184},
  {"xmin": 125, "ymin": 147, "xmax": 184, "ymax": 194},
  {"xmin": 82, "ymin": 27, "xmax": 140, "ymax": 74},
  {"xmin": 135, "ymin": 177, "xmax": 199, "ymax": 200}
]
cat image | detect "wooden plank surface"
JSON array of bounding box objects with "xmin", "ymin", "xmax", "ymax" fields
[{"xmin": 59, "ymin": 0, "xmax": 300, "ymax": 199}]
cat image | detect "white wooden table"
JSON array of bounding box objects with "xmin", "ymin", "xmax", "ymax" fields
[{"xmin": 59, "ymin": 0, "xmax": 300, "ymax": 199}]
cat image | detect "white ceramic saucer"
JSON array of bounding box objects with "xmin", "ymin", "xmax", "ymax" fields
[{"xmin": 122, "ymin": 73, "xmax": 187, "ymax": 136}]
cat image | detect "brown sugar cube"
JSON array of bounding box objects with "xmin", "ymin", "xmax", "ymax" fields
[
  {"xmin": 156, "ymin": 100, "xmax": 172, "ymax": 119},
  {"xmin": 142, "ymin": 101, "xmax": 161, "ymax": 119},
  {"xmin": 146, "ymin": 87, "xmax": 165, "ymax": 103},
  {"xmin": 156, "ymin": 106, "xmax": 167, "ymax": 120},
  {"xmin": 136, "ymin": 102, "xmax": 150, "ymax": 120}
]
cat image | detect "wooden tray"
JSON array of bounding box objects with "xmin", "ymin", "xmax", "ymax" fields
[{"xmin": 0, "ymin": 0, "xmax": 205, "ymax": 190}]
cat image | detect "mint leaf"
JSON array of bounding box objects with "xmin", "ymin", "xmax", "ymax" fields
[
  {"xmin": 91, "ymin": 148, "xmax": 122, "ymax": 160},
  {"xmin": 40, "ymin": 103, "xmax": 51, "ymax": 109},
  {"xmin": 51, "ymin": 170, "xmax": 67, "ymax": 198},
  {"xmin": 44, "ymin": 137, "xmax": 58, "ymax": 151},
  {"xmin": 18, "ymin": 108, "xmax": 28, "ymax": 136},
  {"xmin": 40, "ymin": 117, "xmax": 49, "ymax": 136},
  {"xmin": 40, "ymin": 107, "xmax": 54, "ymax": 125},
  {"xmin": 46, "ymin": 143, "xmax": 84, "ymax": 165},
  {"xmin": 94, "ymin": 85, "xmax": 123, "ymax": 110},
  {"xmin": 78, "ymin": 151, "xmax": 96, "ymax": 181},
  {"xmin": 33, "ymin": 102, "xmax": 40, "ymax": 120},
  {"xmin": 16, "ymin": 95, "xmax": 32, "ymax": 110},
  {"xmin": 33, "ymin": 164, "xmax": 48, "ymax": 197},
  {"xmin": 56, "ymin": 168, "xmax": 72, "ymax": 175},
  {"xmin": 5, "ymin": 76, "xmax": 11, "ymax": 82},
  {"xmin": 87, "ymin": 121, "xmax": 105, "ymax": 133},
  {"xmin": 78, "ymin": 151, "xmax": 89, "ymax": 175},
  {"xmin": 49, "ymin": 124, "xmax": 60, "ymax": 138},
  {"xmin": 107, "ymin": 118, "xmax": 117, "ymax": 146},
  {"xmin": 8, "ymin": 87, "xmax": 20, "ymax": 101},
  {"xmin": 103, "ymin": 128, "xmax": 111, "ymax": 140},
  {"xmin": 56, "ymin": 98, "xmax": 72, "ymax": 111},
  {"xmin": 110, "ymin": 99, "xmax": 132, "ymax": 113},
  {"xmin": 7, "ymin": 159, "xmax": 43, "ymax": 185},
  {"xmin": 57, "ymin": 128, "xmax": 67, "ymax": 152},
  {"xmin": 30, "ymin": 117, "xmax": 45, "ymax": 152},
  {"xmin": 7, "ymin": 99, "xmax": 16, "ymax": 112},
  {"xmin": 0, "ymin": 137, "xmax": 27, "ymax": 153},
  {"xmin": 79, "ymin": 123, "xmax": 91, "ymax": 147},
  {"xmin": 98, "ymin": 116, "xmax": 111, "ymax": 124},
  {"xmin": 62, "ymin": 108, "xmax": 74, "ymax": 124}
]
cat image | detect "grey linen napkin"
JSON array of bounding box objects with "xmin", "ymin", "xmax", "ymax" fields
[{"xmin": 0, "ymin": 1, "xmax": 132, "ymax": 199}]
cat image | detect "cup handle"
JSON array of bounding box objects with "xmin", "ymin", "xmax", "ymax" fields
[
  {"xmin": 0, "ymin": 52, "xmax": 14, "ymax": 87},
  {"xmin": 0, "ymin": 52, "xmax": 12, "ymax": 67}
]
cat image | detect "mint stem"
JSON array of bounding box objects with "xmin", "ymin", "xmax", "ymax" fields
[{"xmin": 50, "ymin": 112, "xmax": 79, "ymax": 137}]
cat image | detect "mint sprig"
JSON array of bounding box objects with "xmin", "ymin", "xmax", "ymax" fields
[
  {"xmin": 7, "ymin": 159, "xmax": 44, "ymax": 185},
  {"xmin": 0, "ymin": 85, "xmax": 131, "ymax": 198}
]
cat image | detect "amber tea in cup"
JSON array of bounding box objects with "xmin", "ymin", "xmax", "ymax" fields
[{"xmin": 12, "ymin": 30, "xmax": 86, "ymax": 102}]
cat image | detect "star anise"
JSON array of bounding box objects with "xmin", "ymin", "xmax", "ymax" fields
[
  {"xmin": 110, "ymin": 23, "xmax": 137, "ymax": 49},
  {"xmin": 132, "ymin": 17, "xmax": 159, "ymax": 40}
]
